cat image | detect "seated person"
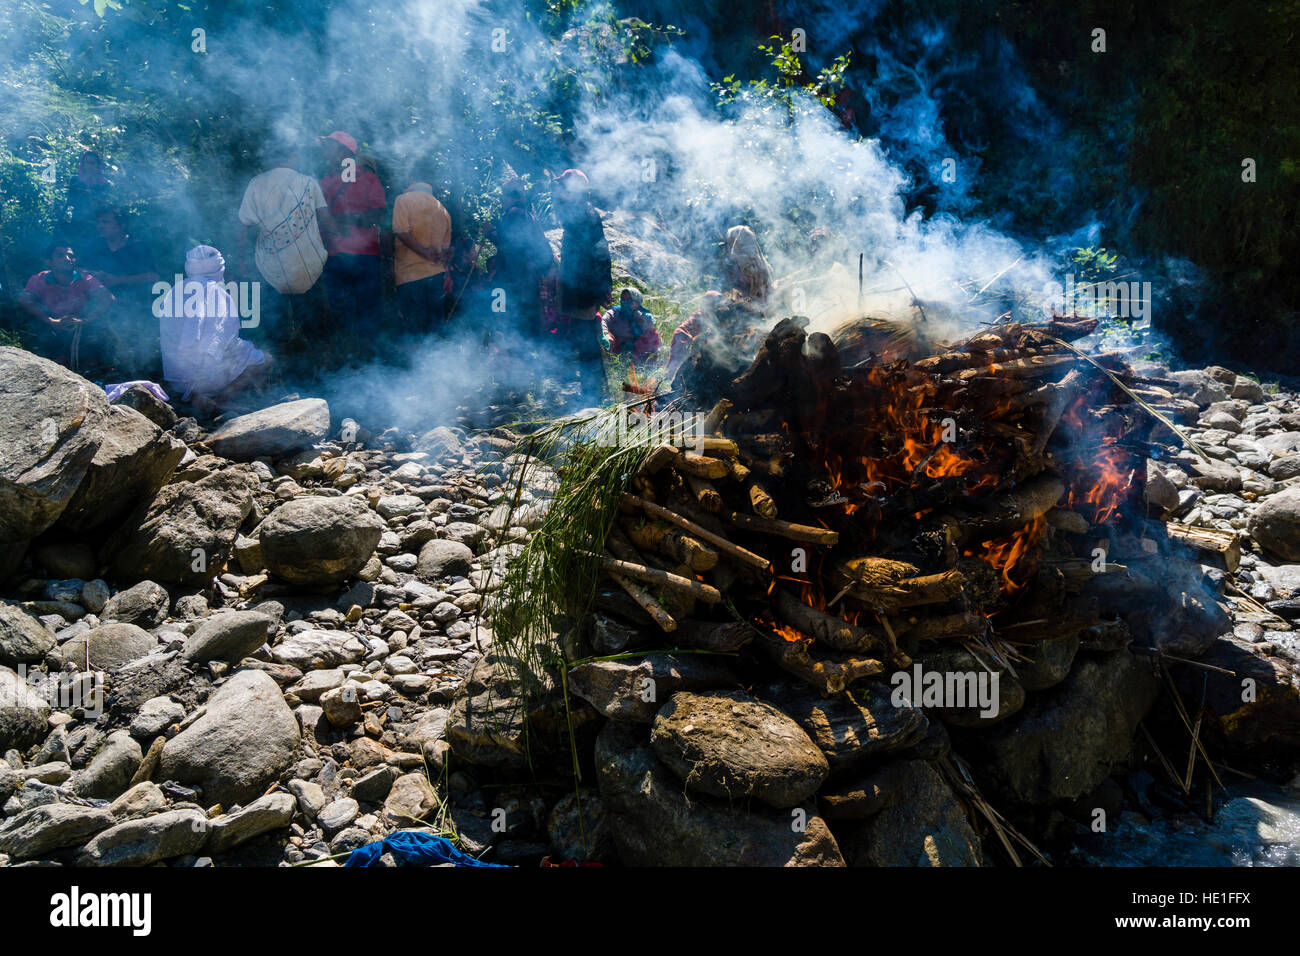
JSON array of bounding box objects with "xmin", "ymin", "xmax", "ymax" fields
[
  {"xmin": 158, "ymin": 244, "xmax": 270, "ymax": 413},
  {"xmin": 81, "ymin": 207, "xmax": 161, "ymax": 376},
  {"xmin": 17, "ymin": 240, "xmax": 116, "ymax": 372},
  {"xmin": 602, "ymin": 287, "xmax": 660, "ymax": 365},
  {"xmin": 665, "ymin": 290, "xmax": 722, "ymax": 380}
]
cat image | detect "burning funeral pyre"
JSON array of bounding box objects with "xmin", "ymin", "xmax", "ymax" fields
[{"xmin": 520, "ymin": 306, "xmax": 1241, "ymax": 865}]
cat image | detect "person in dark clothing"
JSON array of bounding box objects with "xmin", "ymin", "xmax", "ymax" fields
[
  {"xmin": 553, "ymin": 168, "xmax": 612, "ymax": 407},
  {"xmin": 17, "ymin": 240, "xmax": 117, "ymax": 373},
  {"xmin": 81, "ymin": 207, "xmax": 161, "ymax": 377},
  {"xmin": 484, "ymin": 179, "xmax": 556, "ymax": 398},
  {"xmin": 64, "ymin": 152, "xmax": 113, "ymax": 252}
]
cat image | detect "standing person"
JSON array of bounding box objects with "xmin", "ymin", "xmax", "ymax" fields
[
  {"xmin": 81, "ymin": 207, "xmax": 160, "ymax": 378},
  {"xmin": 157, "ymin": 245, "xmax": 270, "ymax": 415},
  {"xmin": 318, "ymin": 131, "xmax": 386, "ymax": 353},
  {"xmin": 484, "ymin": 178, "xmax": 556, "ymax": 397},
  {"xmin": 553, "ymin": 168, "xmax": 611, "ymax": 407},
  {"xmin": 392, "ymin": 179, "xmax": 451, "ymax": 337},
  {"xmin": 64, "ymin": 151, "xmax": 113, "ymax": 252},
  {"xmin": 237, "ymin": 143, "xmax": 334, "ymax": 360},
  {"xmin": 17, "ymin": 240, "xmax": 117, "ymax": 373}
]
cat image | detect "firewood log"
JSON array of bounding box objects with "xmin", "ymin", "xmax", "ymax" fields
[
  {"xmin": 773, "ymin": 589, "xmax": 883, "ymax": 652},
  {"xmin": 592, "ymin": 555, "xmax": 723, "ymax": 603},
  {"xmin": 748, "ymin": 480, "xmax": 777, "ymax": 518},
  {"xmin": 622, "ymin": 493, "xmax": 771, "ymax": 570},
  {"xmin": 623, "ymin": 517, "xmax": 719, "ymax": 572},
  {"xmin": 1164, "ymin": 522, "xmax": 1241, "ymax": 572},
  {"xmin": 754, "ymin": 626, "xmax": 884, "ymax": 695},
  {"xmin": 670, "ymin": 452, "xmax": 730, "ymax": 479},
  {"xmin": 726, "ymin": 512, "xmax": 839, "ymax": 546},
  {"xmin": 685, "ymin": 473, "xmax": 723, "ymax": 513},
  {"xmin": 675, "ymin": 618, "xmax": 754, "ymax": 652}
]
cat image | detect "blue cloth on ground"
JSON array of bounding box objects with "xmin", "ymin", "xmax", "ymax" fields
[{"xmin": 344, "ymin": 830, "xmax": 508, "ymax": 867}]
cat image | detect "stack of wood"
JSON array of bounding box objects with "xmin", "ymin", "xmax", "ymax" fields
[{"xmin": 593, "ymin": 313, "xmax": 1197, "ymax": 696}]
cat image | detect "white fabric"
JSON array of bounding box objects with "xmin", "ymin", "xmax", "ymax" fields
[
  {"xmin": 159, "ymin": 252, "xmax": 265, "ymax": 401},
  {"xmin": 238, "ymin": 167, "xmax": 328, "ymax": 294}
]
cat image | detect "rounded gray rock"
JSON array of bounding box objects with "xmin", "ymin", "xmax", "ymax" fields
[{"xmin": 260, "ymin": 496, "xmax": 385, "ymax": 588}]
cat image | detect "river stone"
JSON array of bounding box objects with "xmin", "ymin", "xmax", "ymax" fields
[
  {"xmin": 100, "ymin": 580, "xmax": 169, "ymax": 628},
  {"xmin": 271, "ymin": 630, "xmax": 366, "ymax": 671},
  {"xmin": 569, "ymin": 654, "xmax": 736, "ymax": 723},
  {"xmin": 259, "ymin": 496, "xmax": 384, "ymax": 587},
  {"xmin": 57, "ymin": 404, "xmax": 186, "ymax": 534},
  {"xmin": 78, "ymin": 807, "xmax": 209, "ymax": 866},
  {"xmin": 1174, "ymin": 635, "xmax": 1300, "ymax": 753},
  {"xmin": 71, "ymin": 730, "xmax": 142, "ymax": 799},
  {"xmin": 0, "ymin": 603, "xmax": 57, "ymax": 666},
  {"xmin": 111, "ymin": 382, "xmax": 177, "ymax": 429},
  {"xmin": 206, "ymin": 792, "xmax": 296, "ymax": 854},
  {"xmin": 596, "ymin": 721, "xmax": 843, "ymax": 866},
  {"xmin": 0, "ymin": 666, "xmax": 51, "ymax": 750},
  {"xmin": 0, "ymin": 802, "xmax": 115, "ymax": 860},
  {"xmin": 160, "ymin": 669, "xmax": 299, "ymax": 807},
  {"xmin": 969, "ymin": 650, "xmax": 1160, "ymax": 805},
  {"xmin": 56, "ymin": 622, "xmax": 156, "ymax": 671},
  {"xmin": 182, "ymin": 610, "xmax": 273, "ymax": 663},
  {"xmin": 206, "ymin": 398, "xmax": 330, "ymax": 461},
  {"xmin": 1249, "ymin": 486, "xmax": 1300, "ymax": 562},
  {"xmin": 383, "ymin": 772, "xmax": 439, "ymax": 826},
  {"xmin": 1016, "ymin": 632, "xmax": 1081, "ymax": 691},
  {"xmin": 650, "ymin": 689, "xmax": 829, "ymax": 807},
  {"xmin": 0, "ymin": 347, "xmax": 110, "ymax": 551},
  {"xmin": 908, "ymin": 647, "xmax": 1027, "ymax": 728},
  {"xmin": 445, "ymin": 656, "xmax": 576, "ymax": 771},
  {"xmin": 840, "ymin": 759, "xmax": 982, "ymax": 866},
  {"xmin": 106, "ymin": 465, "xmax": 258, "ymax": 586},
  {"xmin": 758, "ymin": 679, "xmax": 929, "ymax": 772},
  {"xmin": 417, "ymin": 539, "xmax": 474, "ymax": 580},
  {"xmin": 129, "ymin": 696, "xmax": 186, "ymax": 738}
]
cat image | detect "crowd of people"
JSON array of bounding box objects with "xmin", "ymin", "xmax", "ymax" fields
[{"xmin": 6, "ymin": 135, "xmax": 780, "ymax": 415}]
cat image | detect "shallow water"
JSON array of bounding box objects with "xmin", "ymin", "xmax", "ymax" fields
[{"xmin": 1071, "ymin": 782, "xmax": 1300, "ymax": 867}]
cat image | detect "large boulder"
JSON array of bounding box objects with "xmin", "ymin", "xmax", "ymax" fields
[
  {"xmin": 1249, "ymin": 486, "xmax": 1300, "ymax": 562},
  {"xmin": 100, "ymin": 580, "xmax": 170, "ymax": 629},
  {"xmin": 0, "ymin": 348, "xmax": 110, "ymax": 568},
  {"xmin": 182, "ymin": 610, "xmax": 273, "ymax": 663},
  {"xmin": 0, "ymin": 803, "xmax": 115, "ymax": 861},
  {"xmin": 206, "ymin": 398, "xmax": 330, "ymax": 461},
  {"xmin": 56, "ymin": 404, "xmax": 186, "ymax": 534},
  {"xmin": 159, "ymin": 669, "xmax": 300, "ymax": 807},
  {"xmin": 78, "ymin": 807, "xmax": 209, "ymax": 866},
  {"xmin": 105, "ymin": 465, "xmax": 258, "ymax": 586},
  {"xmin": 759, "ymin": 679, "xmax": 929, "ymax": 773},
  {"xmin": 1174, "ymin": 636, "xmax": 1300, "ymax": 754},
  {"xmin": 0, "ymin": 665, "xmax": 50, "ymax": 750},
  {"xmin": 206, "ymin": 792, "xmax": 296, "ymax": 854},
  {"xmin": 70, "ymin": 729, "xmax": 143, "ymax": 799},
  {"xmin": 596, "ymin": 722, "xmax": 844, "ymax": 866},
  {"xmin": 568, "ymin": 654, "xmax": 736, "ymax": 723},
  {"xmin": 649, "ymin": 690, "xmax": 829, "ymax": 808},
  {"xmin": 839, "ymin": 759, "xmax": 983, "ymax": 866},
  {"xmin": 968, "ymin": 650, "xmax": 1159, "ymax": 805},
  {"xmin": 416, "ymin": 539, "xmax": 474, "ymax": 580},
  {"xmin": 259, "ymin": 496, "xmax": 384, "ymax": 588},
  {"xmin": 55, "ymin": 623, "xmax": 157, "ymax": 671},
  {"xmin": 0, "ymin": 603, "xmax": 57, "ymax": 666}
]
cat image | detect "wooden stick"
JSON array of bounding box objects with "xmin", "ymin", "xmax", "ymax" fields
[
  {"xmin": 669, "ymin": 452, "xmax": 729, "ymax": 479},
  {"xmin": 747, "ymin": 480, "xmax": 777, "ymax": 518},
  {"xmin": 773, "ymin": 589, "xmax": 882, "ymax": 652},
  {"xmin": 686, "ymin": 474, "xmax": 723, "ymax": 513},
  {"xmin": 642, "ymin": 443, "xmax": 679, "ymax": 475},
  {"xmin": 726, "ymin": 511, "xmax": 839, "ymax": 546},
  {"xmin": 590, "ymin": 554, "xmax": 723, "ymax": 603},
  {"xmin": 703, "ymin": 399, "xmax": 733, "ymax": 434},
  {"xmin": 608, "ymin": 571, "xmax": 677, "ymax": 632},
  {"xmin": 755, "ymin": 626, "xmax": 883, "ymax": 695},
  {"xmin": 622, "ymin": 493, "xmax": 771, "ymax": 571},
  {"xmin": 623, "ymin": 517, "xmax": 719, "ymax": 572}
]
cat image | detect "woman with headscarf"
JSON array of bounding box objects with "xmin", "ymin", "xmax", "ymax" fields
[
  {"xmin": 158, "ymin": 245, "xmax": 270, "ymax": 412},
  {"xmin": 601, "ymin": 287, "xmax": 660, "ymax": 366},
  {"xmin": 724, "ymin": 224, "xmax": 773, "ymax": 305}
]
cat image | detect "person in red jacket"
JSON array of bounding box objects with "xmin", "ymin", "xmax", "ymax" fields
[{"xmin": 319, "ymin": 131, "xmax": 386, "ymax": 349}]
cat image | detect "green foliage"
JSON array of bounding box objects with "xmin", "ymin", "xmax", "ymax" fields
[{"xmin": 716, "ymin": 36, "xmax": 851, "ymax": 113}]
